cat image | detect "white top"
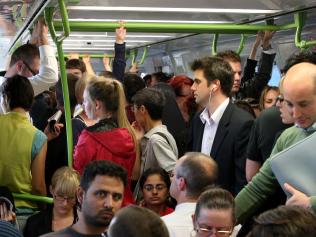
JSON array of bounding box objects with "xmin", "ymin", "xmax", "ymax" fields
[
  {"xmin": 0, "ymin": 45, "xmax": 58, "ymax": 114},
  {"xmin": 200, "ymin": 98, "xmax": 229, "ymax": 155},
  {"xmin": 162, "ymin": 202, "xmax": 196, "ymax": 237}
]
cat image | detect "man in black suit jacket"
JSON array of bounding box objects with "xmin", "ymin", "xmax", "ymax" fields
[{"xmin": 189, "ymin": 57, "xmax": 254, "ymax": 196}]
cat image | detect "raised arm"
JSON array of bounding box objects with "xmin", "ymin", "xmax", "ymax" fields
[
  {"xmin": 112, "ymin": 25, "xmax": 126, "ymax": 82},
  {"xmin": 28, "ymin": 18, "xmax": 58, "ymax": 95},
  {"xmin": 240, "ymin": 31, "xmax": 276, "ymax": 100}
]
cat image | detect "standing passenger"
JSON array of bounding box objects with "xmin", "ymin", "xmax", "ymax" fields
[
  {"xmin": 189, "ymin": 57, "xmax": 253, "ymax": 195},
  {"xmin": 0, "ymin": 18, "xmax": 58, "ymax": 114},
  {"xmin": 74, "ymin": 78, "xmax": 137, "ymax": 205},
  {"xmin": 132, "ymin": 88, "xmax": 178, "ymax": 174},
  {"xmin": 41, "ymin": 160, "xmax": 127, "ymax": 237},
  {"xmin": 0, "ymin": 75, "xmax": 47, "ymax": 210}
]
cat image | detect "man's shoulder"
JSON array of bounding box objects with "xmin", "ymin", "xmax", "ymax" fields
[{"xmin": 40, "ymin": 227, "xmax": 76, "ymax": 237}]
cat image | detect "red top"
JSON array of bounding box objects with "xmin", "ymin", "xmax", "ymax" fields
[
  {"xmin": 140, "ymin": 203, "xmax": 174, "ymax": 217},
  {"xmin": 74, "ymin": 127, "xmax": 136, "ymax": 206}
]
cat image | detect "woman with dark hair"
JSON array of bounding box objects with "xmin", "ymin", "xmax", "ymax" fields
[
  {"xmin": 139, "ymin": 167, "xmax": 174, "ymax": 216},
  {"xmin": 74, "ymin": 77, "xmax": 139, "ymax": 205},
  {"xmin": 191, "ymin": 188, "xmax": 239, "ymax": 237},
  {"xmin": 0, "ymin": 75, "xmax": 47, "ymax": 211}
]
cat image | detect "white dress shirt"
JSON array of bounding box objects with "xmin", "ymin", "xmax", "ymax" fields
[
  {"xmin": 162, "ymin": 202, "xmax": 196, "ymax": 237},
  {"xmin": 200, "ymin": 98, "xmax": 229, "ymax": 155}
]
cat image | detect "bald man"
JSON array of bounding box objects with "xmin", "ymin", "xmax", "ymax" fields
[{"xmin": 235, "ymin": 62, "xmax": 316, "ymax": 224}]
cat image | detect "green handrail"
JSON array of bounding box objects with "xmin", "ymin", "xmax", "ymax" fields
[
  {"xmin": 212, "ymin": 33, "xmax": 219, "ymax": 55},
  {"xmin": 212, "ymin": 33, "xmax": 247, "ymax": 55},
  {"xmin": 130, "ymin": 49, "xmax": 138, "ymax": 65},
  {"xmin": 138, "ymin": 47, "xmax": 148, "ymax": 65},
  {"xmin": 53, "ymin": 21, "xmax": 297, "ymax": 34},
  {"xmin": 13, "ymin": 193, "xmax": 53, "ymax": 204},
  {"xmin": 45, "ymin": 0, "xmax": 73, "ymax": 168},
  {"xmin": 294, "ymin": 12, "xmax": 316, "ymax": 49}
]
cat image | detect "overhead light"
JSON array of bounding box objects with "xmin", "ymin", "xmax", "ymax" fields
[
  {"xmin": 60, "ymin": 47, "xmax": 114, "ymax": 51},
  {"xmin": 67, "ymin": 6, "xmax": 281, "ymax": 14},
  {"xmin": 65, "ymin": 18, "xmax": 232, "ymax": 24},
  {"xmin": 67, "ymin": 33, "xmax": 174, "ymax": 38},
  {"xmin": 49, "ymin": 39, "xmax": 151, "ymax": 43}
]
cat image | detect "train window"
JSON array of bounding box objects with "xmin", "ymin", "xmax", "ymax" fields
[{"xmin": 268, "ymin": 64, "xmax": 282, "ymax": 87}]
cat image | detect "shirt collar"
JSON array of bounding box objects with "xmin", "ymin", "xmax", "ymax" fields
[{"xmin": 200, "ymin": 98, "xmax": 230, "ymax": 125}]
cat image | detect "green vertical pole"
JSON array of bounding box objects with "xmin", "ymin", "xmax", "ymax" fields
[{"xmin": 45, "ymin": 0, "xmax": 73, "ymax": 167}]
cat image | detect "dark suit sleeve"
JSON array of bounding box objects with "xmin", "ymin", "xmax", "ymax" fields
[
  {"xmin": 239, "ymin": 52, "xmax": 276, "ymax": 100},
  {"xmin": 241, "ymin": 58, "xmax": 257, "ymax": 86},
  {"xmin": 112, "ymin": 43, "xmax": 126, "ymax": 82},
  {"xmin": 234, "ymin": 119, "xmax": 254, "ymax": 194}
]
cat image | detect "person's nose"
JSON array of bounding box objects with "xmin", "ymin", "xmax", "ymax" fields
[{"xmin": 104, "ymin": 195, "xmax": 114, "ymax": 209}]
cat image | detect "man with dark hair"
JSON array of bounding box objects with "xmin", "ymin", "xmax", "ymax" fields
[
  {"xmin": 42, "ymin": 160, "xmax": 127, "ymax": 237},
  {"xmin": 0, "ymin": 18, "xmax": 58, "ymax": 114},
  {"xmin": 248, "ymin": 206, "xmax": 316, "ymax": 237},
  {"xmin": 123, "ymin": 73, "xmax": 145, "ymax": 123},
  {"xmin": 162, "ymin": 152, "xmax": 218, "ymax": 237},
  {"xmin": 66, "ymin": 59, "xmax": 87, "ymax": 79},
  {"xmin": 217, "ymin": 31, "xmax": 275, "ymax": 100},
  {"xmin": 132, "ymin": 88, "xmax": 178, "ymax": 174},
  {"xmin": 189, "ymin": 57, "xmax": 253, "ymax": 195},
  {"xmin": 108, "ymin": 206, "xmax": 169, "ymax": 237}
]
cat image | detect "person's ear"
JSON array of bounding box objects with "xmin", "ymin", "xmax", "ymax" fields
[
  {"xmin": 16, "ymin": 60, "xmax": 24, "ymax": 73},
  {"xmin": 178, "ymin": 176, "xmax": 186, "ymax": 191}
]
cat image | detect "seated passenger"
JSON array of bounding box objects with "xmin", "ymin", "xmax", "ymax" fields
[
  {"xmin": 191, "ymin": 187, "xmax": 240, "ymax": 237},
  {"xmin": 259, "ymin": 86, "xmax": 280, "ymax": 111},
  {"xmin": 132, "ymin": 88, "xmax": 178, "ymax": 174},
  {"xmin": 138, "ymin": 167, "xmax": 174, "ymax": 216},
  {"xmin": 108, "ymin": 205, "xmax": 169, "ymax": 237},
  {"xmin": 0, "ymin": 75, "xmax": 47, "ymax": 211},
  {"xmin": 74, "ymin": 78, "xmax": 138, "ymax": 205},
  {"xmin": 247, "ymin": 206, "xmax": 316, "ymax": 237},
  {"xmin": 24, "ymin": 167, "xmax": 79, "ymax": 237}
]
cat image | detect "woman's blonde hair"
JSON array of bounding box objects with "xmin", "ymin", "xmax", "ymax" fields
[
  {"xmin": 86, "ymin": 77, "xmax": 138, "ymax": 152},
  {"xmin": 51, "ymin": 166, "xmax": 80, "ymax": 197}
]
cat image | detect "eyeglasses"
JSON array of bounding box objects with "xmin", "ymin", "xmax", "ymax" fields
[
  {"xmin": 143, "ymin": 184, "xmax": 167, "ymax": 192},
  {"xmin": 22, "ymin": 60, "xmax": 38, "ymax": 76},
  {"xmin": 195, "ymin": 222, "xmax": 233, "ymax": 236},
  {"xmin": 54, "ymin": 194, "xmax": 76, "ymax": 203}
]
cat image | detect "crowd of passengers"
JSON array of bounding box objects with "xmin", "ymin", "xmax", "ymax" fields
[{"xmin": 1, "ymin": 18, "xmax": 316, "ymax": 237}]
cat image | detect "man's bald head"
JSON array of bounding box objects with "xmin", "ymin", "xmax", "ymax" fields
[{"xmin": 282, "ymin": 62, "xmax": 316, "ymax": 128}]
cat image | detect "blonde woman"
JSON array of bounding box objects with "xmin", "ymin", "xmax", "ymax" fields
[
  {"xmin": 74, "ymin": 78, "xmax": 139, "ymax": 205},
  {"xmin": 24, "ymin": 167, "xmax": 80, "ymax": 237}
]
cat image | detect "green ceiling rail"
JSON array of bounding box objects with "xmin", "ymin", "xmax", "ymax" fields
[
  {"xmin": 294, "ymin": 12, "xmax": 316, "ymax": 49},
  {"xmin": 13, "ymin": 193, "xmax": 53, "ymax": 204},
  {"xmin": 45, "ymin": 0, "xmax": 73, "ymax": 168},
  {"xmin": 212, "ymin": 34, "xmax": 247, "ymax": 55},
  {"xmin": 53, "ymin": 21, "xmax": 297, "ymax": 34}
]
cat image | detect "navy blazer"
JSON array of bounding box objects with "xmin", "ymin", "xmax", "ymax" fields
[{"xmin": 190, "ymin": 102, "xmax": 254, "ymax": 195}]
